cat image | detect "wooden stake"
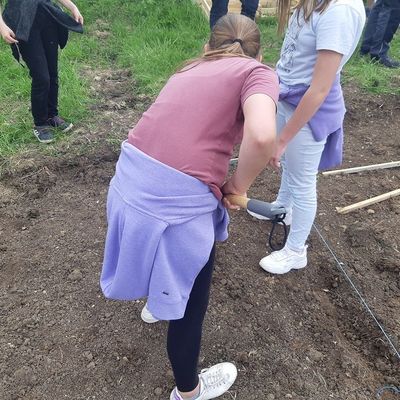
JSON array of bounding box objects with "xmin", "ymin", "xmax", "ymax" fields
[
  {"xmin": 322, "ymin": 161, "xmax": 400, "ymax": 176},
  {"xmin": 336, "ymin": 188, "xmax": 400, "ymax": 214},
  {"xmin": 196, "ymin": 0, "xmax": 211, "ymax": 15}
]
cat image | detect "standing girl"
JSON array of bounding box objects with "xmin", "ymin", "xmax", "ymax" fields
[
  {"xmin": 252, "ymin": 0, "xmax": 365, "ymax": 274},
  {"xmin": 100, "ymin": 14, "xmax": 278, "ymax": 400},
  {"xmin": 0, "ymin": 0, "xmax": 83, "ymax": 143}
]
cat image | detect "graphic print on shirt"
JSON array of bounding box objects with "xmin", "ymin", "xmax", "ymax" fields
[{"xmin": 278, "ymin": 13, "xmax": 304, "ymax": 73}]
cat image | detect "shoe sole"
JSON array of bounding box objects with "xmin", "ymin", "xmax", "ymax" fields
[
  {"xmin": 61, "ymin": 123, "xmax": 73, "ymax": 133},
  {"xmin": 33, "ymin": 132, "xmax": 54, "ymax": 144},
  {"xmin": 259, "ymin": 259, "xmax": 307, "ymax": 274},
  {"xmin": 247, "ymin": 209, "xmax": 292, "ymax": 226},
  {"xmin": 36, "ymin": 138, "xmax": 54, "ymax": 144}
]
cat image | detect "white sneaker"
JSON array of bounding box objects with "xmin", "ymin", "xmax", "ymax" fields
[
  {"xmin": 247, "ymin": 204, "xmax": 292, "ymax": 225},
  {"xmin": 259, "ymin": 245, "xmax": 307, "ymax": 274},
  {"xmin": 140, "ymin": 303, "xmax": 159, "ymax": 323},
  {"xmin": 170, "ymin": 362, "xmax": 237, "ymax": 400}
]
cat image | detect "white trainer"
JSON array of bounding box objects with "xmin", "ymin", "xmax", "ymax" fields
[
  {"xmin": 247, "ymin": 204, "xmax": 292, "ymax": 225},
  {"xmin": 140, "ymin": 303, "xmax": 159, "ymax": 323},
  {"xmin": 170, "ymin": 362, "xmax": 238, "ymax": 400},
  {"xmin": 259, "ymin": 245, "xmax": 307, "ymax": 274}
]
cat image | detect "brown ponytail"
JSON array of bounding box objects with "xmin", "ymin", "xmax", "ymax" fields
[
  {"xmin": 180, "ymin": 13, "xmax": 261, "ymax": 71},
  {"xmin": 207, "ymin": 13, "xmax": 261, "ymax": 59}
]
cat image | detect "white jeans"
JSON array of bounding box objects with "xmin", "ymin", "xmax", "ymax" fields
[{"xmin": 275, "ymin": 101, "xmax": 326, "ymax": 251}]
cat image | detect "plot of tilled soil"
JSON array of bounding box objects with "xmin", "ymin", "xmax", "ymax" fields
[{"xmin": 0, "ymin": 71, "xmax": 399, "ymax": 400}]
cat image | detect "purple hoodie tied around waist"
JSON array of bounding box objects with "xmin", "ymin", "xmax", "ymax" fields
[
  {"xmin": 279, "ymin": 75, "xmax": 346, "ymax": 170},
  {"xmin": 100, "ymin": 141, "xmax": 229, "ymax": 321}
]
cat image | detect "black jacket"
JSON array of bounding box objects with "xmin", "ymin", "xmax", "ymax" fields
[{"xmin": 2, "ymin": 0, "xmax": 83, "ymax": 45}]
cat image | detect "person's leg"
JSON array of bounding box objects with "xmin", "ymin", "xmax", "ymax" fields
[
  {"xmin": 240, "ymin": 0, "xmax": 259, "ymax": 20},
  {"xmin": 168, "ymin": 245, "xmax": 216, "ymax": 394},
  {"xmin": 18, "ymin": 21, "xmax": 50, "ymax": 127},
  {"xmin": 383, "ymin": 6, "xmax": 400, "ymax": 46},
  {"xmin": 17, "ymin": 10, "xmax": 54, "ymax": 143},
  {"xmin": 275, "ymin": 102, "xmax": 294, "ymax": 211},
  {"xmin": 259, "ymin": 101, "xmax": 326, "ymax": 274},
  {"xmin": 40, "ymin": 10, "xmax": 74, "ymax": 131},
  {"xmin": 283, "ymin": 123, "xmax": 326, "ymax": 252},
  {"xmin": 380, "ymin": 6, "xmax": 400, "ymax": 57},
  {"xmin": 369, "ymin": 0, "xmax": 395, "ymax": 58},
  {"xmin": 360, "ymin": 0, "xmax": 383, "ymax": 54},
  {"xmin": 247, "ymin": 101, "xmax": 293, "ymax": 223},
  {"xmin": 40, "ymin": 13, "xmax": 59, "ymax": 120},
  {"xmin": 210, "ymin": 0, "xmax": 229, "ymax": 29}
]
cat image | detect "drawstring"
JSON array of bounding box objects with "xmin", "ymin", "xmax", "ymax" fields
[
  {"xmin": 268, "ymin": 214, "xmax": 288, "ymax": 251},
  {"xmin": 14, "ymin": 43, "xmax": 26, "ymax": 68}
]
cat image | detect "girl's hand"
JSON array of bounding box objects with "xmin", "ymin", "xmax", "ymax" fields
[
  {"xmin": 269, "ymin": 138, "xmax": 287, "ymax": 169},
  {"xmin": 0, "ymin": 24, "xmax": 18, "ymax": 44},
  {"xmin": 71, "ymin": 6, "xmax": 84, "ymax": 24},
  {"xmin": 221, "ymin": 179, "xmax": 247, "ymax": 210}
]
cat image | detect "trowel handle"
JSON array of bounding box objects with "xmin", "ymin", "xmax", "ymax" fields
[
  {"xmin": 225, "ymin": 195, "xmax": 286, "ymax": 220},
  {"xmin": 224, "ymin": 194, "xmax": 249, "ymax": 209}
]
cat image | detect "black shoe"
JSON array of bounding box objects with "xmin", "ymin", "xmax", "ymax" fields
[
  {"xmin": 47, "ymin": 115, "xmax": 73, "ymax": 132},
  {"xmin": 33, "ymin": 125, "xmax": 54, "ymax": 143},
  {"xmin": 380, "ymin": 56, "xmax": 400, "ymax": 68},
  {"xmin": 371, "ymin": 54, "xmax": 400, "ymax": 68}
]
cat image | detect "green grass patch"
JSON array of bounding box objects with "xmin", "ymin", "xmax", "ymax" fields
[
  {"xmin": 0, "ymin": 0, "xmax": 209, "ymax": 156},
  {"xmin": 81, "ymin": 0, "xmax": 209, "ymax": 95},
  {"xmin": 0, "ymin": 0, "xmax": 399, "ymax": 157},
  {"xmin": 345, "ymin": 37, "xmax": 400, "ymax": 94}
]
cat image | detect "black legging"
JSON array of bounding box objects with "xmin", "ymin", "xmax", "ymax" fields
[
  {"xmin": 18, "ymin": 5, "xmax": 59, "ymax": 126},
  {"xmin": 167, "ymin": 244, "xmax": 216, "ymax": 392}
]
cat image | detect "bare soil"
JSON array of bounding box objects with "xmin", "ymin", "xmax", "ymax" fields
[{"xmin": 0, "ymin": 68, "xmax": 399, "ymax": 400}]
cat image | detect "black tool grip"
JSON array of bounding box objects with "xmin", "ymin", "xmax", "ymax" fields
[{"xmin": 247, "ymin": 199, "xmax": 286, "ymax": 220}]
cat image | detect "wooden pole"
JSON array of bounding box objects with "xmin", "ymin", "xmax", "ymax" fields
[
  {"xmin": 322, "ymin": 161, "xmax": 400, "ymax": 176},
  {"xmin": 336, "ymin": 188, "xmax": 400, "ymax": 214},
  {"xmin": 196, "ymin": 0, "xmax": 211, "ymax": 15}
]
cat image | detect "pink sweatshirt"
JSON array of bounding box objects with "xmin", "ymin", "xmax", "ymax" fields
[{"xmin": 128, "ymin": 57, "xmax": 279, "ymax": 199}]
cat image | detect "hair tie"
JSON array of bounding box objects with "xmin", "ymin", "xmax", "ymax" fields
[{"xmin": 222, "ymin": 38, "xmax": 244, "ymax": 47}]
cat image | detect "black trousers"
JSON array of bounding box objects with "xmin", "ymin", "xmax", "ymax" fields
[
  {"xmin": 18, "ymin": 6, "xmax": 59, "ymax": 126},
  {"xmin": 210, "ymin": 0, "xmax": 260, "ymax": 28},
  {"xmin": 360, "ymin": 0, "xmax": 400, "ymax": 58},
  {"xmin": 167, "ymin": 244, "xmax": 216, "ymax": 392}
]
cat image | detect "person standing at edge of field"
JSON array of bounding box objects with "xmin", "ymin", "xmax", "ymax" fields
[
  {"xmin": 249, "ymin": 0, "xmax": 366, "ymax": 274},
  {"xmin": 0, "ymin": 0, "xmax": 84, "ymax": 143},
  {"xmin": 359, "ymin": 0, "xmax": 400, "ymax": 68},
  {"xmin": 210, "ymin": 0, "xmax": 260, "ymax": 28},
  {"xmin": 100, "ymin": 14, "xmax": 278, "ymax": 400}
]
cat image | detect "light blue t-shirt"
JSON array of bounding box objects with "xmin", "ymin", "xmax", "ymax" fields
[{"xmin": 277, "ymin": 0, "xmax": 366, "ymax": 86}]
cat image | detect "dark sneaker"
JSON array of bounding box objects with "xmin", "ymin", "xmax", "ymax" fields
[
  {"xmin": 371, "ymin": 54, "xmax": 400, "ymax": 68},
  {"xmin": 47, "ymin": 116, "xmax": 73, "ymax": 132},
  {"xmin": 33, "ymin": 125, "xmax": 54, "ymax": 143},
  {"xmin": 380, "ymin": 56, "xmax": 400, "ymax": 68}
]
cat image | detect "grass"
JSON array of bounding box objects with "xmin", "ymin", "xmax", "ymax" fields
[
  {"xmin": 0, "ymin": 0, "xmax": 208, "ymax": 156},
  {"xmin": 0, "ymin": 0, "xmax": 399, "ymax": 156}
]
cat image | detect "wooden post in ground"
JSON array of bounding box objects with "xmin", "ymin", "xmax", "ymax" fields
[
  {"xmin": 322, "ymin": 161, "xmax": 400, "ymax": 176},
  {"xmin": 336, "ymin": 189, "xmax": 400, "ymax": 214}
]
